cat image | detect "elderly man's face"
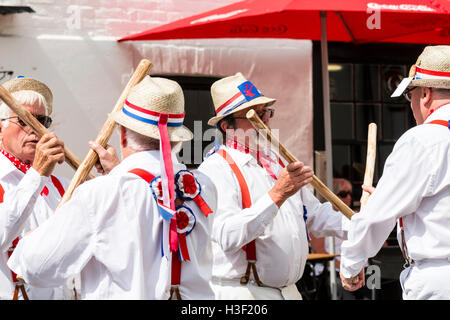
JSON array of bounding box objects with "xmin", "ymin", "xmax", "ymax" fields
[
  {"xmin": 223, "ymin": 104, "xmax": 275, "ymax": 147},
  {"xmin": 0, "ymin": 102, "xmax": 46, "ymax": 164}
]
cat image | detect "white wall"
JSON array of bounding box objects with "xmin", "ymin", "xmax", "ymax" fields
[{"xmin": 0, "ymin": 0, "xmax": 313, "ymax": 179}]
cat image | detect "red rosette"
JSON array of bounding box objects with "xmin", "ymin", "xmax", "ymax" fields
[
  {"xmin": 175, "ymin": 205, "xmax": 197, "ymax": 262},
  {"xmin": 175, "ymin": 206, "xmax": 196, "ymax": 235},
  {"xmin": 150, "ymin": 176, "xmax": 164, "ymax": 202},
  {"xmin": 175, "ymin": 170, "xmax": 213, "ymax": 217},
  {"xmin": 176, "ymin": 170, "xmax": 200, "ymax": 199}
]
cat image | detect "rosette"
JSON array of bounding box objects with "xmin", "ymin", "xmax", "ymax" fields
[{"xmin": 175, "ymin": 170, "xmax": 212, "ymax": 217}]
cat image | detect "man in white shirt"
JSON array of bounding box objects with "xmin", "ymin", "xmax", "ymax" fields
[
  {"xmin": 0, "ymin": 77, "xmax": 73, "ymax": 300},
  {"xmin": 199, "ymin": 72, "xmax": 347, "ymax": 300},
  {"xmin": 8, "ymin": 76, "xmax": 217, "ymax": 299},
  {"xmin": 340, "ymin": 45, "xmax": 450, "ymax": 300}
]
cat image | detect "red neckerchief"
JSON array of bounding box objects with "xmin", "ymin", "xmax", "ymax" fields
[
  {"xmin": 0, "ymin": 148, "xmax": 31, "ymax": 173},
  {"xmin": 226, "ymin": 139, "xmax": 283, "ymax": 180}
]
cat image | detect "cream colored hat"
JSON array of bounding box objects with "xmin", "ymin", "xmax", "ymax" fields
[
  {"xmin": 110, "ymin": 75, "xmax": 193, "ymax": 142},
  {"xmin": 1, "ymin": 77, "xmax": 53, "ymax": 114},
  {"xmin": 391, "ymin": 45, "xmax": 450, "ymax": 97},
  {"xmin": 208, "ymin": 72, "xmax": 276, "ymax": 126}
]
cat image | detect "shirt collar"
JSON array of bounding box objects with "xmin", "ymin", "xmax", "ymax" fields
[
  {"xmin": 221, "ymin": 145, "xmax": 255, "ymax": 166},
  {"xmin": 425, "ymin": 103, "xmax": 450, "ymax": 123},
  {"xmin": 0, "ymin": 151, "xmax": 23, "ymax": 179}
]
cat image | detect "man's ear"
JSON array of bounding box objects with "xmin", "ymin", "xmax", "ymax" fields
[
  {"xmin": 421, "ymin": 87, "xmax": 432, "ymax": 106},
  {"xmin": 219, "ymin": 119, "xmax": 230, "ymax": 132}
]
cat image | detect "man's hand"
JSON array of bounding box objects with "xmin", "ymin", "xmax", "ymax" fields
[
  {"xmin": 32, "ymin": 133, "xmax": 65, "ymax": 176},
  {"xmin": 89, "ymin": 141, "xmax": 120, "ymax": 175},
  {"xmin": 268, "ymin": 161, "xmax": 313, "ymax": 207},
  {"xmin": 340, "ymin": 268, "xmax": 365, "ymax": 292},
  {"xmin": 362, "ymin": 184, "xmax": 376, "ymax": 195}
]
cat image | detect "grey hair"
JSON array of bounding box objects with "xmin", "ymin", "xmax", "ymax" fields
[
  {"xmin": 0, "ymin": 90, "xmax": 49, "ymax": 128},
  {"xmin": 333, "ymin": 178, "xmax": 352, "ymax": 193},
  {"xmin": 123, "ymin": 126, "xmax": 181, "ymax": 152},
  {"xmin": 432, "ymin": 87, "xmax": 450, "ymax": 98}
]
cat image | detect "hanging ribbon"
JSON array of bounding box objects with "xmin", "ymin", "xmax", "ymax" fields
[
  {"xmin": 175, "ymin": 170, "xmax": 212, "ymax": 217},
  {"xmin": 158, "ymin": 114, "xmax": 178, "ymax": 253}
]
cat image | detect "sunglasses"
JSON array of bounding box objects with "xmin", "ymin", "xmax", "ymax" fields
[
  {"xmin": 337, "ymin": 190, "xmax": 352, "ymax": 198},
  {"xmin": 1, "ymin": 115, "xmax": 53, "ymax": 129},
  {"xmin": 403, "ymin": 86, "xmax": 417, "ymax": 102},
  {"xmin": 258, "ymin": 108, "xmax": 275, "ymax": 119},
  {"xmin": 234, "ymin": 107, "xmax": 275, "ymax": 120}
]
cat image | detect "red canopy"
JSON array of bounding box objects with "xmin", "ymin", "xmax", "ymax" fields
[{"xmin": 118, "ymin": 0, "xmax": 450, "ymax": 44}]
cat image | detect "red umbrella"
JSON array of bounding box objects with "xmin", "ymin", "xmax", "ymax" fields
[
  {"xmin": 118, "ymin": 0, "xmax": 450, "ymax": 44},
  {"xmin": 117, "ymin": 0, "xmax": 450, "ymax": 199},
  {"xmin": 117, "ymin": 0, "xmax": 449, "ymax": 299}
]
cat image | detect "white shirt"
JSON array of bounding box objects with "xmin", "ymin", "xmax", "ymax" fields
[
  {"xmin": 8, "ymin": 150, "xmax": 217, "ymax": 300},
  {"xmin": 341, "ymin": 104, "xmax": 450, "ymax": 278},
  {"xmin": 0, "ymin": 153, "xmax": 70, "ymax": 299},
  {"xmin": 198, "ymin": 145, "xmax": 346, "ymax": 288}
]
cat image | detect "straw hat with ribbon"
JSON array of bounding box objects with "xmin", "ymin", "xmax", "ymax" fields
[
  {"xmin": 111, "ymin": 75, "xmax": 193, "ymax": 257},
  {"xmin": 110, "ymin": 75, "xmax": 193, "ymax": 142},
  {"xmin": 1, "ymin": 77, "xmax": 53, "ymax": 114},
  {"xmin": 208, "ymin": 72, "xmax": 276, "ymax": 126},
  {"xmin": 391, "ymin": 45, "xmax": 450, "ymax": 97}
]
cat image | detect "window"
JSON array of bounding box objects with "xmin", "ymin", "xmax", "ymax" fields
[
  {"xmin": 328, "ymin": 63, "xmax": 415, "ymax": 203},
  {"xmin": 151, "ymin": 75, "xmax": 219, "ymax": 169}
]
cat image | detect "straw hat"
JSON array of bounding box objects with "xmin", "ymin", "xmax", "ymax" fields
[
  {"xmin": 110, "ymin": 75, "xmax": 193, "ymax": 142},
  {"xmin": 391, "ymin": 45, "xmax": 450, "ymax": 97},
  {"xmin": 208, "ymin": 72, "xmax": 276, "ymax": 126},
  {"xmin": 1, "ymin": 77, "xmax": 53, "ymax": 114}
]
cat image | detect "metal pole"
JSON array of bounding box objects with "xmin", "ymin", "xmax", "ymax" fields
[{"xmin": 320, "ymin": 11, "xmax": 338, "ymax": 300}]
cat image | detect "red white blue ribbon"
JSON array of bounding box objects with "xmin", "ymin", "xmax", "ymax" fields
[
  {"xmin": 122, "ymin": 99, "xmax": 184, "ymax": 127},
  {"xmin": 157, "ymin": 114, "xmax": 179, "ymax": 255},
  {"xmin": 414, "ymin": 67, "xmax": 450, "ymax": 80}
]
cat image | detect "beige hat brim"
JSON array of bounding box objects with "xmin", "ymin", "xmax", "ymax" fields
[
  {"xmin": 410, "ymin": 78, "xmax": 450, "ymax": 90},
  {"xmin": 207, "ymin": 96, "xmax": 276, "ymax": 126},
  {"xmin": 110, "ymin": 110, "xmax": 193, "ymax": 142}
]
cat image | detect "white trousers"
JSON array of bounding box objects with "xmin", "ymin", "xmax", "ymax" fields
[
  {"xmin": 400, "ymin": 259, "xmax": 450, "ymax": 300},
  {"xmin": 210, "ymin": 278, "xmax": 302, "ymax": 300}
]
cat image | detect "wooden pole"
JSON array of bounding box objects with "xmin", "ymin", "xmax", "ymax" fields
[
  {"xmin": 56, "ymin": 59, "xmax": 153, "ymax": 210},
  {"xmin": 360, "ymin": 123, "xmax": 377, "ymax": 207},
  {"xmin": 246, "ymin": 109, "xmax": 355, "ymax": 220},
  {"xmin": 0, "ymin": 85, "xmax": 96, "ymax": 180}
]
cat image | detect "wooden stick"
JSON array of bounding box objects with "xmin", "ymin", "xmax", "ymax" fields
[
  {"xmin": 246, "ymin": 109, "xmax": 355, "ymax": 220},
  {"xmin": 56, "ymin": 59, "xmax": 153, "ymax": 210},
  {"xmin": 0, "ymin": 85, "xmax": 96, "ymax": 180},
  {"xmin": 360, "ymin": 123, "xmax": 377, "ymax": 207}
]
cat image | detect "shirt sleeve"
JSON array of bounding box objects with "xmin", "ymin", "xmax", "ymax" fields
[
  {"xmin": 340, "ymin": 134, "xmax": 432, "ymax": 278},
  {"xmin": 302, "ymin": 186, "xmax": 348, "ymax": 239},
  {"xmin": 7, "ymin": 182, "xmax": 96, "ymax": 288},
  {"xmin": 0, "ymin": 168, "xmax": 48, "ymax": 251},
  {"xmin": 198, "ymin": 157, "xmax": 278, "ymax": 253}
]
